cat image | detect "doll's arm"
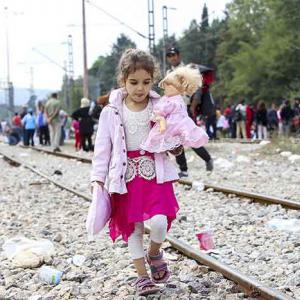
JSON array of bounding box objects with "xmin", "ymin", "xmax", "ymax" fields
[
  {"xmin": 152, "ymin": 98, "xmax": 178, "ymax": 133},
  {"xmin": 154, "ymin": 115, "xmax": 167, "ymax": 133}
]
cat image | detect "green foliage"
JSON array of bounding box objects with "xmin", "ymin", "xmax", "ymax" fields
[
  {"xmin": 70, "ymin": 77, "xmax": 83, "ymax": 112},
  {"xmin": 178, "ymin": 4, "xmax": 225, "ymax": 66},
  {"xmin": 89, "ymin": 34, "xmax": 136, "ymax": 94},
  {"xmin": 62, "ymin": 34, "xmax": 136, "ymax": 112},
  {"xmin": 27, "ymin": 95, "xmax": 37, "ymax": 110},
  {"xmin": 201, "ymin": 3, "xmax": 209, "ymax": 31},
  {"xmin": 216, "ymin": 0, "xmax": 300, "ymax": 103},
  {"xmin": 59, "ymin": 0, "xmax": 300, "ymax": 107}
]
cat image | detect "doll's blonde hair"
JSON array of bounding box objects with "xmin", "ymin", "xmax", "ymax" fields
[{"xmin": 159, "ymin": 66, "xmax": 202, "ymax": 96}]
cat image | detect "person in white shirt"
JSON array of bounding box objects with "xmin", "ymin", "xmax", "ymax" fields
[{"xmin": 235, "ymin": 100, "xmax": 247, "ymax": 139}]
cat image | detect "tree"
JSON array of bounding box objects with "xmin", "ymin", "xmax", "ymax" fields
[
  {"xmin": 58, "ymin": 0, "xmax": 300, "ymax": 106},
  {"xmin": 216, "ymin": 0, "xmax": 300, "ymax": 103},
  {"xmin": 89, "ymin": 34, "xmax": 136, "ymax": 94},
  {"xmin": 70, "ymin": 77, "xmax": 83, "ymax": 112},
  {"xmin": 27, "ymin": 95, "xmax": 37, "ymax": 110},
  {"xmin": 179, "ymin": 20, "xmax": 204, "ymax": 64},
  {"xmin": 201, "ymin": 3, "xmax": 209, "ymax": 31},
  {"xmin": 216, "ymin": 0, "xmax": 269, "ymax": 101},
  {"xmin": 178, "ymin": 9, "xmax": 225, "ymax": 67}
]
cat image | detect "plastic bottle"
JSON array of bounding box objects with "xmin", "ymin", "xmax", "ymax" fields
[
  {"xmin": 39, "ymin": 266, "xmax": 62, "ymax": 285},
  {"xmin": 196, "ymin": 226, "xmax": 215, "ymax": 250}
]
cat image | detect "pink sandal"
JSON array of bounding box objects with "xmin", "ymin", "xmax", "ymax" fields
[
  {"xmin": 146, "ymin": 251, "xmax": 171, "ymax": 283},
  {"xmin": 132, "ymin": 276, "xmax": 161, "ymax": 296}
]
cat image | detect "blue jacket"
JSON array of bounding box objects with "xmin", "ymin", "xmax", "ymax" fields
[
  {"xmin": 37, "ymin": 111, "xmax": 47, "ymax": 127},
  {"xmin": 22, "ymin": 113, "xmax": 36, "ymax": 130}
]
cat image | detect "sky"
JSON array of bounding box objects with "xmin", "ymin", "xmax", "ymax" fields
[{"xmin": 0, "ymin": 0, "xmax": 230, "ymax": 97}]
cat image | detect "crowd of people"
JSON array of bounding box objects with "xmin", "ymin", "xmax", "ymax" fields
[
  {"xmin": 212, "ymin": 99, "xmax": 300, "ymax": 140},
  {"xmin": 1, "ymin": 93, "xmax": 299, "ymax": 154},
  {"xmin": 0, "ymin": 92, "xmax": 109, "ymax": 152}
]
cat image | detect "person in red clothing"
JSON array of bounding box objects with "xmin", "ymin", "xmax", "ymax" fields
[
  {"xmin": 11, "ymin": 112, "xmax": 23, "ymax": 142},
  {"xmin": 12, "ymin": 113, "xmax": 22, "ymax": 127},
  {"xmin": 245, "ymin": 104, "xmax": 254, "ymax": 139},
  {"xmin": 223, "ymin": 105, "xmax": 232, "ymax": 118},
  {"xmin": 71, "ymin": 119, "xmax": 81, "ymax": 151}
]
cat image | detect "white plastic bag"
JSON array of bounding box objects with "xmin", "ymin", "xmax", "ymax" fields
[
  {"xmin": 192, "ymin": 181, "xmax": 205, "ymax": 192},
  {"xmin": 2, "ymin": 237, "xmax": 55, "ymax": 268},
  {"xmin": 267, "ymin": 218, "xmax": 300, "ymax": 232},
  {"xmin": 3, "ymin": 237, "xmax": 55, "ymax": 259}
]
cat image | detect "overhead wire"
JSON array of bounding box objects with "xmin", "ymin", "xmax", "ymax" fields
[
  {"xmin": 31, "ymin": 48, "xmax": 67, "ymax": 72},
  {"xmin": 85, "ymin": 0, "xmax": 147, "ymax": 39}
]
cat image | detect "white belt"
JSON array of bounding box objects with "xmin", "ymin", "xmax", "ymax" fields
[{"xmin": 125, "ymin": 156, "xmax": 156, "ymax": 183}]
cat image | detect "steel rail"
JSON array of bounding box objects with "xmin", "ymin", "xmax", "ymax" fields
[
  {"xmin": 0, "ymin": 149, "xmax": 295, "ymax": 300},
  {"xmin": 211, "ymin": 138, "xmax": 262, "ymax": 144},
  {"xmin": 179, "ymin": 179, "xmax": 300, "ymax": 210},
  {"xmin": 19, "ymin": 145, "xmax": 91, "ymax": 163},
  {"xmin": 21, "ymin": 145, "xmax": 300, "ymax": 210}
]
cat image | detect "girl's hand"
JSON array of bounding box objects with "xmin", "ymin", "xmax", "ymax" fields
[
  {"xmin": 90, "ymin": 181, "xmax": 104, "ymax": 194},
  {"xmin": 168, "ymin": 145, "xmax": 183, "ymax": 156}
]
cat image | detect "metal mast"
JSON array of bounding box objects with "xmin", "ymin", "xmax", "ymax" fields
[
  {"xmin": 66, "ymin": 34, "xmax": 74, "ymax": 111},
  {"xmin": 82, "ymin": 0, "xmax": 89, "ymax": 98},
  {"xmin": 67, "ymin": 34, "xmax": 74, "ymax": 79},
  {"xmin": 162, "ymin": 6, "xmax": 168, "ymax": 75},
  {"xmin": 148, "ymin": 0, "xmax": 155, "ymax": 55},
  {"xmin": 4, "ymin": 6, "xmax": 14, "ymax": 114}
]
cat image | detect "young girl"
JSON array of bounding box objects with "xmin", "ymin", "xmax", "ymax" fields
[
  {"xmin": 91, "ymin": 49, "xmax": 180, "ymax": 296},
  {"xmin": 140, "ymin": 66, "xmax": 209, "ymax": 153},
  {"xmin": 71, "ymin": 119, "xmax": 81, "ymax": 151}
]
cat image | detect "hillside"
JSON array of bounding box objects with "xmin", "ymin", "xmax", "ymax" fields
[{"xmin": 0, "ymin": 87, "xmax": 52, "ymax": 106}]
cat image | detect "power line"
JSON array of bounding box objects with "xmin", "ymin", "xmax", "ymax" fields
[
  {"xmin": 32, "ymin": 48, "xmax": 67, "ymax": 72},
  {"xmin": 86, "ymin": 0, "xmax": 147, "ymax": 39}
]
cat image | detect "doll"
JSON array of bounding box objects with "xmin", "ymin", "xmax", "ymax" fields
[{"xmin": 140, "ymin": 66, "xmax": 209, "ymax": 153}]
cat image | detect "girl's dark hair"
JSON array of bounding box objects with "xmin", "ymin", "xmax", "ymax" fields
[
  {"xmin": 258, "ymin": 101, "xmax": 266, "ymax": 110},
  {"xmin": 117, "ymin": 48, "xmax": 160, "ymax": 86}
]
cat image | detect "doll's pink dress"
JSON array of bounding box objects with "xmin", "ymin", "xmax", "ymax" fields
[{"xmin": 140, "ymin": 95, "xmax": 209, "ymax": 153}]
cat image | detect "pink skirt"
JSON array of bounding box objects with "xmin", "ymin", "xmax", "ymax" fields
[{"xmin": 109, "ymin": 150, "xmax": 179, "ymax": 242}]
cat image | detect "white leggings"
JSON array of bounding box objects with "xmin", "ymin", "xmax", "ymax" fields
[{"xmin": 128, "ymin": 214, "xmax": 168, "ymax": 260}]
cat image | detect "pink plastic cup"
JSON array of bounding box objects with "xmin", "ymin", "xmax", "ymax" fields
[{"xmin": 196, "ymin": 229, "xmax": 215, "ymax": 250}]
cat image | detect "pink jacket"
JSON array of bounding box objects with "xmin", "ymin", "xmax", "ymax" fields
[{"xmin": 91, "ymin": 88, "xmax": 179, "ymax": 194}]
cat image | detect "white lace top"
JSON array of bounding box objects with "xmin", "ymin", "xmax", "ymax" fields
[{"xmin": 122, "ymin": 100, "xmax": 153, "ymax": 151}]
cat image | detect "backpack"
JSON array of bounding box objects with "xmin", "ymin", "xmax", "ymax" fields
[
  {"xmin": 200, "ymin": 90, "xmax": 216, "ymax": 117},
  {"xmin": 235, "ymin": 109, "xmax": 243, "ymax": 122}
]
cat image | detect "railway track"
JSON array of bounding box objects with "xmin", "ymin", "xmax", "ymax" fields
[
  {"xmin": 21, "ymin": 145, "xmax": 300, "ymax": 210},
  {"xmin": 0, "ymin": 147, "xmax": 296, "ymax": 300}
]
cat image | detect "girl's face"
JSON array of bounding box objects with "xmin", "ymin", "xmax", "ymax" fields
[{"xmin": 124, "ymin": 69, "xmax": 153, "ymax": 103}]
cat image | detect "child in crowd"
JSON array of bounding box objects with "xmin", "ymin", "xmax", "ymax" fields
[
  {"xmin": 71, "ymin": 119, "xmax": 81, "ymax": 151},
  {"xmin": 91, "ymin": 49, "xmax": 180, "ymax": 296},
  {"xmin": 140, "ymin": 66, "xmax": 208, "ymax": 153}
]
